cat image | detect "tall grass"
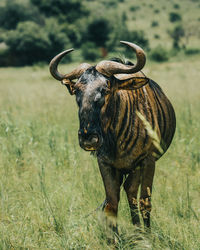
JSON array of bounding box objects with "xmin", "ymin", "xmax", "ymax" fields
[{"xmin": 0, "ymin": 55, "xmax": 199, "ymax": 249}]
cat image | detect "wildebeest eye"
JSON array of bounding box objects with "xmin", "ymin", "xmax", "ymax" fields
[
  {"xmin": 105, "ymin": 88, "xmax": 111, "ymax": 95},
  {"xmin": 101, "ymin": 85, "xmax": 110, "ymax": 95}
]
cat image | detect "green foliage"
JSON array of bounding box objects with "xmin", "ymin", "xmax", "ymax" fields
[
  {"xmin": 173, "ymin": 3, "xmax": 180, "ymax": 9},
  {"xmin": 0, "ymin": 47, "xmax": 13, "ymax": 67},
  {"xmin": 81, "ymin": 42, "xmax": 100, "ymax": 61},
  {"xmin": 154, "ymin": 8, "xmax": 160, "ymax": 14},
  {"xmin": 124, "ymin": 31, "xmax": 149, "ymax": 57},
  {"xmin": 107, "ymin": 13, "xmax": 149, "ymax": 53},
  {"xmin": 122, "ymin": 12, "xmax": 127, "ymax": 22},
  {"xmin": 151, "ymin": 20, "xmax": 159, "ymax": 27},
  {"xmin": 150, "ymin": 46, "xmax": 169, "ymax": 62},
  {"xmin": 44, "ymin": 18, "xmax": 72, "ymax": 61},
  {"xmin": 130, "ymin": 5, "xmax": 140, "ymax": 12},
  {"xmin": 4, "ymin": 20, "xmax": 71, "ymax": 66},
  {"xmin": 0, "ymin": 29, "xmax": 4, "ymax": 43},
  {"xmin": 0, "ymin": 0, "xmax": 199, "ymax": 66},
  {"xmin": 63, "ymin": 24, "xmax": 83, "ymax": 48},
  {"xmin": 0, "ymin": 0, "xmax": 43, "ymax": 30},
  {"xmin": 154, "ymin": 34, "xmax": 160, "ymax": 39},
  {"xmin": 102, "ymin": 0, "xmax": 117, "ymax": 7},
  {"xmin": 168, "ymin": 24, "xmax": 185, "ymax": 49},
  {"xmin": 169, "ymin": 12, "xmax": 182, "ymax": 22},
  {"xmin": 185, "ymin": 48, "xmax": 200, "ymax": 55},
  {"xmin": 5, "ymin": 21, "xmax": 49, "ymax": 65},
  {"xmin": 85, "ymin": 18, "xmax": 112, "ymax": 47},
  {"xmin": 30, "ymin": 0, "xmax": 88, "ymax": 23}
]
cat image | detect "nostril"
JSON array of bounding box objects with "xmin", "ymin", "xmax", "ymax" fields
[
  {"xmin": 79, "ymin": 130, "xmax": 99, "ymax": 142},
  {"xmin": 78, "ymin": 131, "xmax": 101, "ymax": 151},
  {"xmin": 78, "ymin": 128, "xmax": 89, "ymax": 137},
  {"xmin": 89, "ymin": 134, "xmax": 99, "ymax": 144}
]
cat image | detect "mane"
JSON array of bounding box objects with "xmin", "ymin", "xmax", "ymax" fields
[{"xmin": 110, "ymin": 57, "xmax": 134, "ymax": 66}]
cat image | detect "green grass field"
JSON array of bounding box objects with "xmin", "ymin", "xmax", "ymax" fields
[{"xmin": 0, "ymin": 52, "xmax": 200, "ymax": 249}]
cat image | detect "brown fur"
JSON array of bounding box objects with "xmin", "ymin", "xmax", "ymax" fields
[{"xmin": 97, "ymin": 73, "xmax": 176, "ymax": 229}]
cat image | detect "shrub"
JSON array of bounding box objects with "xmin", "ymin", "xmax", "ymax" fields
[
  {"xmin": 122, "ymin": 30, "xmax": 149, "ymax": 58},
  {"xmin": 151, "ymin": 21, "xmax": 159, "ymax": 27},
  {"xmin": 108, "ymin": 18, "xmax": 149, "ymax": 55},
  {"xmin": 122, "ymin": 12, "xmax": 127, "ymax": 22},
  {"xmin": 174, "ymin": 4, "xmax": 180, "ymax": 9},
  {"xmin": 169, "ymin": 12, "xmax": 182, "ymax": 22},
  {"xmin": 130, "ymin": 6, "xmax": 140, "ymax": 12},
  {"xmin": 63, "ymin": 24, "xmax": 83, "ymax": 48},
  {"xmin": 4, "ymin": 20, "xmax": 70, "ymax": 66},
  {"xmin": 0, "ymin": 0, "xmax": 43, "ymax": 30},
  {"xmin": 185, "ymin": 48, "xmax": 200, "ymax": 55},
  {"xmin": 103, "ymin": 0, "xmax": 117, "ymax": 7},
  {"xmin": 154, "ymin": 9, "xmax": 160, "ymax": 14},
  {"xmin": 44, "ymin": 18, "xmax": 72, "ymax": 59},
  {"xmin": 154, "ymin": 34, "xmax": 160, "ymax": 39},
  {"xmin": 85, "ymin": 18, "xmax": 111, "ymax": 47},
  {"xmin": 168, "ymin": 24, "xmax": 185, "ymax": 49},
  {"xmin": 0, "ymin": 47, "xmax": 13, "ymax": 67},
  {"xmin": 30, "ymin": 0, "xmax": 88, "ymax": 23},
  {"xmin": 127, "ymin": 30, "xmax": 149, "ymax": 50},
  {"xmin": 81, "ymin": 42, "xmax": 100, "ymax": 61},
  {"xmin": 150, "ymin": 46, "xmax": 169, "ymax": 62}
]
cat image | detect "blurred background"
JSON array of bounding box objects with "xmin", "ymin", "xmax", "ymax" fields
[{"xmin": 0, "ymin": 0, "xmax": 199, "ymax": 66}]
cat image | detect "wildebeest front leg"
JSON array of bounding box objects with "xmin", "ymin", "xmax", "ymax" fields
[
  {"xmin": 140, "ymin": 158, "xmax": 155, "ymax": 228},
  {"xmin": 98, "ymin": 161, "xmax": 123, "ymax": 233},
  {"xmin": 123, "ymin": 167, "xmax": 141, "ymax": 226}
]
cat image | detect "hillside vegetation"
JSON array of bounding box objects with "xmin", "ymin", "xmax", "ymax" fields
[{"xmin": 0, "ymin": 0, "xmax": 200, "ymax": 65}]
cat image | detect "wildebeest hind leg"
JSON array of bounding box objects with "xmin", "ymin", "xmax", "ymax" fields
[{"xmin": 140, "ymin": 158, "xmax": 155, "ymax": 228}]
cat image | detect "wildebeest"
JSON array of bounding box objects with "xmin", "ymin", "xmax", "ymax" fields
[{"xmin": 49, "ymin": 41, "xmax": 176, "ymax": 231}]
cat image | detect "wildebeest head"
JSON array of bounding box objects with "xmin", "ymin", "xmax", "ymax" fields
[{"xmin": 49, "ymin": 41, "xmax": 148, "ymax": 151}]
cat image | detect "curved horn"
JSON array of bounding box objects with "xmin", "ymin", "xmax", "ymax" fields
[
  {"xmin": 49, "ymin": 49, "xmax": 91, "ymax": 81},
  {"xmin": 49, "ymin": 49, "xmax": 74, "ymax": 81},
  {"xmin": 96, "ymin": 41, "xmax": 146, "ymax": 77}
]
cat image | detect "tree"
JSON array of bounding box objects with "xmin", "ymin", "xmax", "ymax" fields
[
  {"xmin": 81, "ymin": 42, "xmax": 100, "ymax": 61},
  {"xmin": 150, "ymin": 46, "xmax": 169, "ymax": 62},
  {"xmin": 86, "ymin": 19, "xmax": 111, "ymax": 47},
  {"xmin": 4, "ymin": 20, "xmax": 71, "ymax": 65},
  {"xmin": 0, "ymin": 0, "xmax": 43, "ymax": 30},
  {"xmin": 182, "ymin": 23, "xmax": 200, "ymax": 48},
  {"xmin": 168, "ymin": 24, "xmax": 185, "ymax": 49},
  {"xmin": 107, "ymin": 13, "xmax": 149, "ymax": 54},
  {"xmin": 82, "ymin": 18, "xmax": 112, "ymax": 57},
  {"xmin": 169, "ymin": 12, "xmax": 182, "ymax": 23},
  {"xmin": 30, "ymin": 0, "xmax": 88, "ymax": 23}
]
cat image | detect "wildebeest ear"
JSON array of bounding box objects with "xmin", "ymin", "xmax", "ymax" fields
[{"xmin": 117, "ymin": 77, "xmax": 149, "ymax": 90}]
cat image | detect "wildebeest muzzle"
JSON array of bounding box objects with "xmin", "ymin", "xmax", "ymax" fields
[{"xmin": 78, "ymin": 128, "xmax": 102, "ymax": 151}]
